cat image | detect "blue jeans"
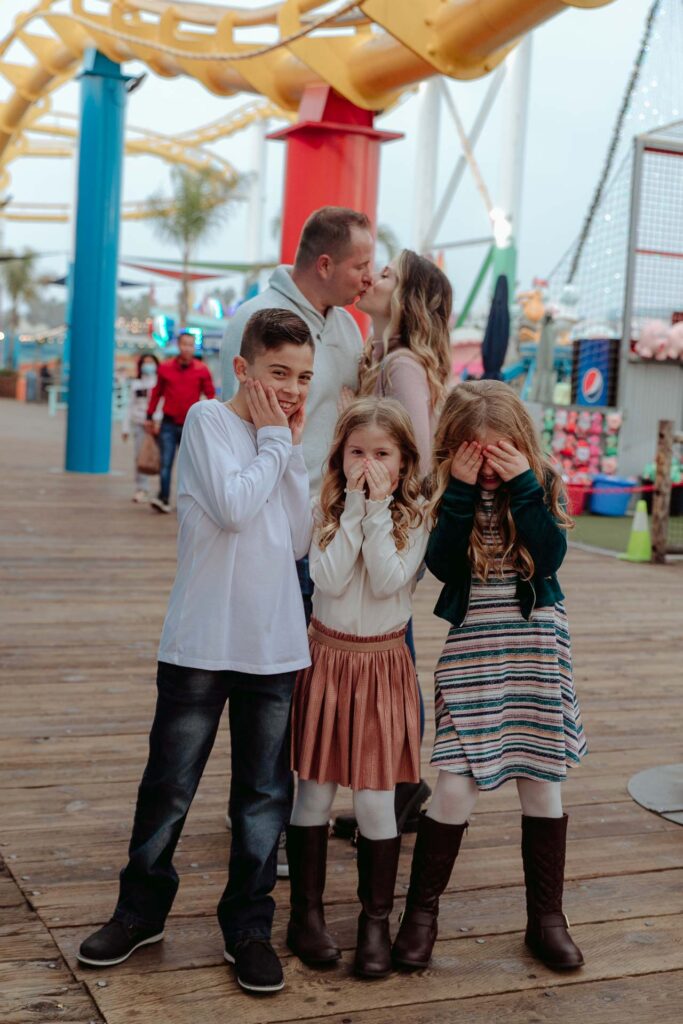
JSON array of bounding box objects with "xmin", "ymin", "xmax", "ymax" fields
[
  {"xmin": 158, "ymin": 417, "xmax": 183, "ymax": 503},
  {"xmin": 296, "ymin": 555, "xmax": 314, "ymax": 626},
  {"xmin": 115, "ymin": 661, "xmax": 295, "ymax": 946}
]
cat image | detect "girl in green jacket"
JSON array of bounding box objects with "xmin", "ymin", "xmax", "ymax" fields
[{"xmin": 392, "ymin": 380, "xmax": 587, "ymax": 975}]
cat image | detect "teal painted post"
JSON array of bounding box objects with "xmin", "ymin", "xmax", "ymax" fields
[{"xmin": 65, "ymin": 50, "xmax": 131, "ymax": 473}]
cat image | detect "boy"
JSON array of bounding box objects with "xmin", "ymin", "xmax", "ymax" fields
[{"xmin": 78, "ymin": 309, "xmax": 315, "ymax": 994}]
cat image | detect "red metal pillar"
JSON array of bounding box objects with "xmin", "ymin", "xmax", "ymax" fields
[{"xmin": 269, "ymin": 85, "xmax": 402, "ymax": 332}]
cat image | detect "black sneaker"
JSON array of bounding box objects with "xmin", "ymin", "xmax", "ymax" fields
[
  {"xmin": 224, "ymin": 939, "xmax": 284, "ymax": 993},
  {"xmin": 77, "ymin": 918, "xmax": 164, "ymax": 967}
]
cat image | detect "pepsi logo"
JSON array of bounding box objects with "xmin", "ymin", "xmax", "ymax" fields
[{"xmin": 581, "ymin": 367, "xmax": 604, "ymax": 403}]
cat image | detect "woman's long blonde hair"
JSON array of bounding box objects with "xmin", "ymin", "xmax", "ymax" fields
[
  {"xmin": 358, "ymin": 250, "xmax": 452, "ymax": 409},
  {"xmin": 429, "ymin": 380, "xmax": 573, "ymax": 580},
  {"xmin": 317, "ymin": 397, "xmax": 426, "ymax": 552}
]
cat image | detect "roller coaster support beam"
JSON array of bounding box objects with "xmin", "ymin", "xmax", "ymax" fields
[
  {"xmin": 66, "ymin": 51, "xmax": 131, "ymax": 474},
  {"xmin": 492, "ymin": 34, "xmax": 533, "ymax": 298},
  {"xmin": 270, "ymin": 84, "xmax": 402, "ymax": 263}
]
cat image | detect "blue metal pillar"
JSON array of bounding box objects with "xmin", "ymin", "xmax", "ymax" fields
[{"xmin": 65, "ymin": 50, "xmax": 131, "ymax": 473}]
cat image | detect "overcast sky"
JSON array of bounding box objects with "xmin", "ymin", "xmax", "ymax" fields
[{"xmin": 0, "ymin": 0, "xmax": 671, "ymax": 312}]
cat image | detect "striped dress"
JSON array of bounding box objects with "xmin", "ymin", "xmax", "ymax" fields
[{"xmin": 430, "ymin": 489, "xmax": 587, "ymax": 790}]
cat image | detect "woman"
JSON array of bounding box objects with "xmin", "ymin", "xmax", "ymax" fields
[
  {"xmin": 122, "ymin": 353, "xmax": 160, "ymax": 503},
  {"xmin": 356, "ymin": 249, "xmax": 453, "ymax": 477}
]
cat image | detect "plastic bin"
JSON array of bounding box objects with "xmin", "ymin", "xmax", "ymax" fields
[
  {"xmin": 589, "ymin": 474, "xmax": 635, "ymax": 516},
  {"xmin": 566, "ymin": 484, "xmax": 589, "ymax": 516}
]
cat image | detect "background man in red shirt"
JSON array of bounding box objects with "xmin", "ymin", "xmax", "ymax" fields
[{"xmin": 146, "ymin": 332, "xmax": 216, "ymax": 513}]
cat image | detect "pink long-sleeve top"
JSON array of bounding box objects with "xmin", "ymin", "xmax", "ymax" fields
[{"xmin": 372, "ymin": 346, "xmax": 435, "ymax": 478}]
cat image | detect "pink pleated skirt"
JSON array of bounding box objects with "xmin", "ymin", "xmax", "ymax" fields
[{"xmin": 291, "ymin": 617, "xmax": 421, "ymax": 791}]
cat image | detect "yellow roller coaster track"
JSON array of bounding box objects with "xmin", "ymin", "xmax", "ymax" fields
[
  {"xmin": 0, "ymin": 94, "xmax": 293, "ymax": 216},
  {"xmin": 0, "ymin": 0, "xmax": 615, "ymax": 196}
]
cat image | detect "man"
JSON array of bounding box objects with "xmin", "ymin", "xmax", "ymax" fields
[
  {"xmin": 221, "ymin": 206, "xmax": 374, "ymax": 876},
  {"xmin": 222, "ymin": 206, "xmax": 373, "ymax": 505},
  {"xmin": 147, "ymin": 332, "xmax": 215, "ymax": 513}
]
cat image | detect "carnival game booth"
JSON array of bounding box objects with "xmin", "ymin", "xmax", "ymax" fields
[{"xmin": 618, "ymin": 122, "xmax": 683, "ymax": 478}]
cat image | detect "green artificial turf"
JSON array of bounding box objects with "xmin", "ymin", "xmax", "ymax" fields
[
  {"xmin": 571, "ymin": 512, "xmax": 683, "ymax": 554},
  {"xmin": 570, "ymin": 513, "xmax": 633, "ymax": 553}
]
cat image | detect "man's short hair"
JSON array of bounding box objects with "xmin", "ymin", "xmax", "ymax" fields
[
  {"xmin": 294, "ymin": 206, "xmax": 372, "ymax": 269},
  {"xmin": 240, "ymin": 308, "xmax": 313, "ymax": 363}
]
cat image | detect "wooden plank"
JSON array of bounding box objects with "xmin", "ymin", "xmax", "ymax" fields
[
  {"xmin": 4, "ymin": 801, "xmax": 671, "ymax": 886},
  {"xmin": 52, "ymin": 867, "xmax": 683, "ymax": 976},
  {"xmin": 87, "ymin": 916, "xmax": 683, "ymax": 1024},
  {"xmin": 19, "ymin": 829, "xmax": 683, "ymax": 928},
  {"xmin": 272, "ymin": 972, "xmax": 683, "ymax": 1024}
]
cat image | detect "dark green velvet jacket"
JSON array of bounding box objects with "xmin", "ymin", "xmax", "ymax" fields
[{"xmin": 426, "ymin": 469, "xmax": 566, "ymax": 628}]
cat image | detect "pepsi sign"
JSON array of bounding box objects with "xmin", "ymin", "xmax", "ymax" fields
[
  {"xmin": 572, "ymin": 338, "xmax": 619, "ymax": 407},
  {"xmin": 580, "ymin": 367, "xmax": 605, "ymax": 404}
]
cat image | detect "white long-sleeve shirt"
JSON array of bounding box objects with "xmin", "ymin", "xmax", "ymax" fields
[
  {"xmin": 158, "ymin": 400, "xmax": 312, "ymax": 673},
  {"xmin": 309, "ymin": 490, "xmax": 430, "ymax": 637}
]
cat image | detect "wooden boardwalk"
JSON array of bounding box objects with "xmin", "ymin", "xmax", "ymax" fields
[{"xmin": 2, "ymin": 399, "xmax": 682, "ymax": 1024}]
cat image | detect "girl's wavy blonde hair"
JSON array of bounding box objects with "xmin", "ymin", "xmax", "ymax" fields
[
  {"xmin": 317, "ymin": 397, "xmax": 426, "ymax": 552},
  {"xmin": 358, "ymin": 249, "xmax": 452, "ymax": 409},
  {"xmin": 429, "ymin": 380, "xmax": 573, "ymax": 581}
]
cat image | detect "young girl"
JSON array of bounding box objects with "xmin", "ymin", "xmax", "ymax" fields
[
  {"xmin": 392, "ymin": 380, "xmax": 587, "ymax": 974},
  {"xmin": 288, "ymin": 397, "xmax": 429, "ymax": 979}
]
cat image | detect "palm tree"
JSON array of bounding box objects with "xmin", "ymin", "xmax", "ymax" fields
[
  {"xmin": 146, "ymin": 167, "xmax": 249, "ymax": 327},
  {"xmin": 0, "ymin": 249, "xmax": 37, "ymax": 368},
  {"xmin": 376, "ymin": 224, "xmax": 400, "ymax": 264}
]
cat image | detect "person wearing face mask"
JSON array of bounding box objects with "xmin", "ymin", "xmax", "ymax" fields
[{"xmin": 122, "ymin": 353, "xmax": 161, "ymax": 503}]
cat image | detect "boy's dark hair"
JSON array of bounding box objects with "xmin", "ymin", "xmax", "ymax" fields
[
  {"xmin": 240, "ymin": 308, "xmax": 314, "ymax": 363},
  {"xmin": 294, "ymin": 206, "xmax": 372, "ymax": 270}
]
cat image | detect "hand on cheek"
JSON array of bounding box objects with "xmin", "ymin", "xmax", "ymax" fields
[{"xmin": 289, "ymin": 405, "xmax": 306, "ymax": 446}]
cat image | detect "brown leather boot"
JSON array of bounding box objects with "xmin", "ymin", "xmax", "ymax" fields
[
  {"xmin": 521, "ymin": 813, "xmax": 584, "ymax": 970},
  {"xmin": 391, "ymin": 815, "xmax": 466, "ymax": 969},
  {"xmin": 285, "ymin": 825, "xmax": 341, "ymax": 966},
  {"xmin": 354, "ymin": 834, "xmax": 401, "ymax": 978}
]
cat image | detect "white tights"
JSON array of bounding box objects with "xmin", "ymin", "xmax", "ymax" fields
[
  {"xmin": 427, "ymin": 771, "xmax": 564, "ymax": 825},
  {"xmin": 290, "ymin": 779, "xmax": 397, "ymax": 840}
]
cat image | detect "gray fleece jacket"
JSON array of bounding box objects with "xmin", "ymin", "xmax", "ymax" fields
[{"xmin": 221, "ymin": 266, "xmax": 362, "ymax": 494}]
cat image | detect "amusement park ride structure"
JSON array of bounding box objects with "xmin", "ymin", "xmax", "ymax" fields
[
  {"xmin": 0, "ymin": 0, "xmax": 615, "ymax": 472},
  {"xmin": 1, "ymin": 96, "xmax": 292, "ymax": 221}
]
